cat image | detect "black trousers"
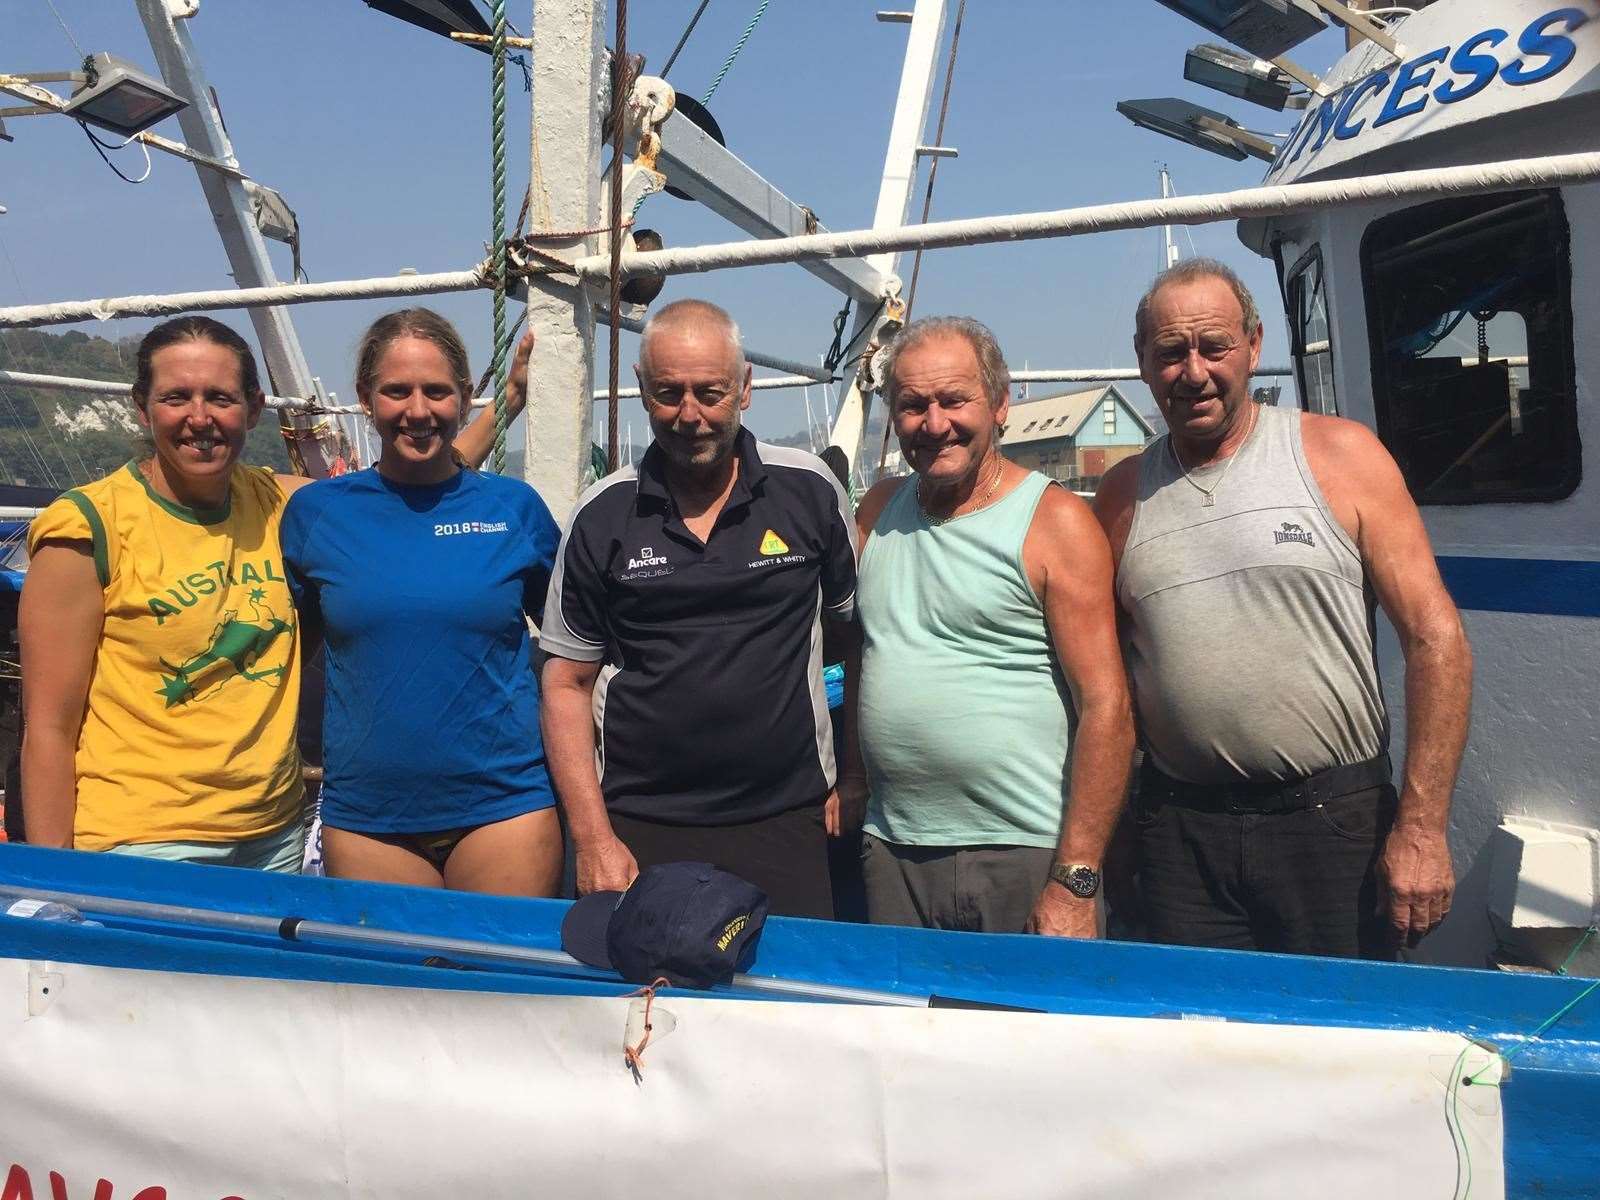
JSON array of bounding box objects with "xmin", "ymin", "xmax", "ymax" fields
[
  {"xmin": 610, "ymin": 802, "xmax": 835, "ymax": 920},
  {"xmin": 1137, "ymin": 773, "xmax": 1398, "ymax": 960}
]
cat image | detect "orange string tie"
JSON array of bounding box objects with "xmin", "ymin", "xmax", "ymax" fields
[{"xmin": 623, "ymin": 977, "xmax": 672, "ymax": 1081}]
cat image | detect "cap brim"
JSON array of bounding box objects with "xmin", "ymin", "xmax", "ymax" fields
[{"xmin": 560, "ymin": 891, "xmax": 623, "ymax": 970}]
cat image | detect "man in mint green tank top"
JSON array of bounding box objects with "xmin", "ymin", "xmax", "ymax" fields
[{"xmin": 843, "ymin": 317, "xmax": 1134, "ymax": 937}]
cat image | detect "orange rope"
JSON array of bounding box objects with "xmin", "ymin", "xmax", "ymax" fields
[{"xmin": 623, "ymin": 976, "xmax": 672, "ymax": 1079}]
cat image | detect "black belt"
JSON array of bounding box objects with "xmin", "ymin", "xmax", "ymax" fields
[{"xmin": 1139, "ymin": 754, "xmax": 1392, "ymax": 816}]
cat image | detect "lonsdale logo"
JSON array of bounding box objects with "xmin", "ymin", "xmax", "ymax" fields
[
  {"xmin": 716, "ymin": 914, "xmax": 750, "ymax": 951},
  {"xmin": 1273, "ymin": 521, "xmax": 1315, "ymax": 548},
  {"xmin": 155, "ymin": 589, "xmax": 293, "ymax": 709},
  {"xmin": 759, "ymin": 529, "xmax": 789, "ymax": 556}
]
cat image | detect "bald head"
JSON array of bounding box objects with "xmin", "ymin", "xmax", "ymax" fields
[{"xmin": 638, "ymin": 298, "xmax": 745, "ymax": 381}]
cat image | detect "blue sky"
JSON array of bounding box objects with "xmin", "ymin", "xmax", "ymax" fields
[{"xmin": 0, "ymin": 1, "xmax": 1353, "ymax": 447}]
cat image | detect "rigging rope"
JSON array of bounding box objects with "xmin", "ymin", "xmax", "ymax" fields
[
  {"xmin": 489, "ymin": 0, "xmax": 510, "ymax": 474},
  {"xmin": 42, "ymin": 0, "xmax": 85, "ymax": 57},
  {"xmin": 607, "ymin": 0, "xmax": 631, "ymax": 473},
  {"xmin": 662, "ymin": 0, "xmax": 713, "ymax": 78},
  {"xmin": 701, "ymin": 0, "xmax": 770, "ymax": 105}
]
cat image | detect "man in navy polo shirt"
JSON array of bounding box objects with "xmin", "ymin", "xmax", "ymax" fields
[{"xmin": 540, "ymin": 299, "xmax": 857, "ymax": 918}]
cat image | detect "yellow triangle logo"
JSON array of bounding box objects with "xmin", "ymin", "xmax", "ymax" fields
[{"xmin": 759, "ymin": 529, "xmax": 789, "ymax": 555}]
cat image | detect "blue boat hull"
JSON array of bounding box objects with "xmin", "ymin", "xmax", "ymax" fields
[{"xmin": 1, "ymin": 844, "xmax": 1596, "ymax": 1195}]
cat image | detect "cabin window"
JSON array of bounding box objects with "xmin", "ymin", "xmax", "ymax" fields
[
  {"xmin": 1361, "ymin": 189, "xmax": 1578, "ymax": 505},
  {"xmin": 1286, "ymin": 247, "xmax": 1337, "ymax": 416}
]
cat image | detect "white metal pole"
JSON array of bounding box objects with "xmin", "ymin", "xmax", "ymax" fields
[
  {"xmin": 132, "ymin": 0, "xmax": 357, "ymax": 475},
  {"xmin": 830, "ymin": 0, "xmax": 948, "ymax": 474},
  {"xmin": 577, "ymin": 151, "xmax": 1600, "ymax": 280},
  {"xmin": 867, "ymin": 0, "xmax": 948, "ymax": 279},
  {"xmin": 5, "ymin": 153, "xmax": 1598, "ymax": 327},
  {"xmin": 1161, "ymin": 167, "xmax": 1179, "ymax": 270},
  {"xmin": 522, "ymin": 0, "xmax": 607, "ymax": 517}
]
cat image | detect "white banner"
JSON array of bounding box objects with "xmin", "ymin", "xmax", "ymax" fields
[{"xmin": 0, "ymin": 958, "xmax": 1503, "ymax": 1199}]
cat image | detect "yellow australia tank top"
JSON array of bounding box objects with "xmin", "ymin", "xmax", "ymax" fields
[{"xmin": 27, "ymin": 462, "xmax": 303, "ymax": 849}]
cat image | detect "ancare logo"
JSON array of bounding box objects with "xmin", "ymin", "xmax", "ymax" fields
[
  {"xmin": 1273, "ymin": 521, "xmax": 1314, "ymax": 548},
  {"xmin": 627, "ymin": 545, "xmax": 669, "ymax": 570}
]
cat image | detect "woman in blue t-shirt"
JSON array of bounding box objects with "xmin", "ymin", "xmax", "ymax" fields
[{"xmin": 281, "ymin": 309, "xmax": 563, "ymax": 896}]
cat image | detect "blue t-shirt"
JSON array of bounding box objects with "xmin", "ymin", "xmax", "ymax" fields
[{"xmin": 280, "ymin": 468, "xmax": 561, "ymax": 833}]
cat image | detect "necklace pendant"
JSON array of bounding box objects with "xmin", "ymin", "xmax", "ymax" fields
[{"xmin": 1201, "ymin": 493, "xmax": 1216, "ymax": 507}]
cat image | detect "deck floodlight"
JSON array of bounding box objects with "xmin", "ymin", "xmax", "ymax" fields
[
  {"xmin": 1184, "ymin": 43, "xmax": 1294, "ymax": 111},
  {"xmin": 1116, "ymin": 97, "xmax": 1250, "ymax": 162},
  {"xmin": 1191, "ymin": 114, "xmax": 1281, "ymax": 162},
  {"xmin": 362, "ymin": 0, "xmax": 493, "ymax": 46},
  {"xmin": 1151, "ymin": 0, "xmax": 1326, "ymax": 60},
  {"xmin": 63, "ymin": 53, "xmax": 187, "ymax": 138}
]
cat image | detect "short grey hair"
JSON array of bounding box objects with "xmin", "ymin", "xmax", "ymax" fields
[
  {"xmin": 638, "ymin": 298, "xmax": 745, "ymax": 379},
  {"xmin": 882, "ymin": 315, "xmax": 1011, "ymax": 408},
  {"xmin": 1134, "ymin": 258, "xmax": 1260, "ymax": 350}
]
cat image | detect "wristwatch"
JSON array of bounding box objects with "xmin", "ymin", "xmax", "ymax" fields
[{"xmin": 1049, "ymin": 862, "xmax": 1101, "ymax": 899}]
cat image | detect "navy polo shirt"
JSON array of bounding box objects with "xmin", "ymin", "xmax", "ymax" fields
[{"xmin": 541, "ymin": 428, "xmax": 857, "ymax": 825}]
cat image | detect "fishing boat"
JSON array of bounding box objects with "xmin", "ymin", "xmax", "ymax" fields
[{"xmin": 1, "ymin": 1, "xmax": 1598, "ymax": 1195}]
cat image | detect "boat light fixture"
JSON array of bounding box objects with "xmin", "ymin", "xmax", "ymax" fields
[
  {"xmin": 362, "ymin": 0, "xmax": 493, "ymax": 47},
  {"xmin": 1190, "ymin": 114, "xmax": 1281, "ymax": 162},
  {"xmin": 1184, "ymin": 43, "xmax": 1294, "ymax": 111},
  {"xmin": 1116, "ymin": 97, "xmax": 1252, "ymax": 163},
  {"xmin": 63, "ymin": 53, "xmax": 187, "ymax": 138},
  {"xmin": 1151, "ymin": 0, "xmax": 1326, "ymax": 60}
]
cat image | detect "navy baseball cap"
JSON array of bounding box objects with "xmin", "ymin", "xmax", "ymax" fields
[{"xmin": 560, "ymin": 862, "xmax": 769, "ymax": 989}]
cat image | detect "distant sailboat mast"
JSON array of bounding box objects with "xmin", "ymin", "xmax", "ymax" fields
[{"xmin": 1160, "ymin": 165, "xmax": 1180, "ymax": 272}]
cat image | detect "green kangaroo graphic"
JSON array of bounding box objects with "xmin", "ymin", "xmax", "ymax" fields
[{"xmin": 156, "ymin": 590, "xmax": 293, "ymax": 708}]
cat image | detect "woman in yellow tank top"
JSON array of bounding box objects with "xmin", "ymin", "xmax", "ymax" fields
[{"xmin": 19, "ymin": 318, "xmax": 316, "ymax": 869}]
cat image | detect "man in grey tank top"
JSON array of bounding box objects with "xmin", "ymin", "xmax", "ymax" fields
[
  {"xmin": 1095, "ymin": 260, "xmax": 1472, "ymax": 959},
  {"xmin": 841, "ymin": 317, "xmax": 1134, "ymax": 937}
]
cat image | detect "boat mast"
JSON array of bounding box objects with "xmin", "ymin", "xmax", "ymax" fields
[
  {"xmin": 521, "ymin": 0, "xmax": 607, "ymax": 519},
  {"xmin": 133, "ymin": 0, "xmax": 356, "ymax": 476},
  {"xmin": 1160, "ymin": 165, "xmax": 1180, "ymax": 272},
  {"xmin": 826, "ymin": 0, "xmax": 949, "ymax": 478}
]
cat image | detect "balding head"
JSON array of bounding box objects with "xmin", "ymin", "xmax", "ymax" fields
[
  {"xmin": 634, "ymin": 298, "xmax": 753, "ymax": 477},
  {"xmin": 638, "ymin": 298, "xmax": 746, "ymax": 383},
  {"xmin": 1134, "ymin": 258, "xmax": 1260, "ymax": 351}
]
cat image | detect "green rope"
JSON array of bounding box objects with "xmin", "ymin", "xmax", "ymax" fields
[
  {"xmin": 1466, "ymin": 924, "xmax": 1599, "ymax": 1085},
  {"xmin": 489, "ymin": 0, "xmax": 510, "ymax": 475},
  {"xmin": 1443, "ymin": 928, "xmax": 1599, "ymax": 1197},
  {"xmin": 701, "ymin": 0, "xmax": 771, "ymax": 105}
]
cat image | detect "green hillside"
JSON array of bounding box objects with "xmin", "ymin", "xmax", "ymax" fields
[{"xmin": 0, "ymin": 328, "xmax": 291, "ymax": 488}]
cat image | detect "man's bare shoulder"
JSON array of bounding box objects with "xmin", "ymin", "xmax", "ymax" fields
[
  {"xmin": 1299, "ymin": 411, "xmax": 1391, "ymax": 470},
  {"xmin": 1031, "ymin": 478, "xmax": 1096, "ymax": 531},
  {"xmin": 1092, "ymin": 452, "xmax": 1144, "ymax": 515},
  {"xmin": 855, "ymin": 476, "xmax": 904, "ymax": 534}
]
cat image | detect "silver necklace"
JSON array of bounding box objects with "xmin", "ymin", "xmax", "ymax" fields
[
  {"xmin": 919, "ymin": 453, "xmax": 1004, "ymax": 526},
  {"xmin": 1170, "ymin": 403, "xmax": 1257, "ymax": 508}
]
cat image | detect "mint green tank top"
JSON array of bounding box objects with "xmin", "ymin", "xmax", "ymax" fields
[{"xmin": 858, "ymin": 470, "xmax": 1069, "ymax": 849}]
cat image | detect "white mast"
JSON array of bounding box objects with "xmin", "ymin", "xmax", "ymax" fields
[{"xmin": 1160, "ymin": 165, "xmax": 1180, "ymax": 271}]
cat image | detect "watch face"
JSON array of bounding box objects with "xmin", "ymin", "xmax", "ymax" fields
[{"xmin": 1059, "ymin": 864, "xmax": 1099, "ymax": 899}]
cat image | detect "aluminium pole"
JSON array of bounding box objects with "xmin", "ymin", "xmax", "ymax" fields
[
  {"xmin": 521, "ymin": 0, "xmax": 606, "ymax": 518},
  {"xmin": 133, "ymin": 0, "xmax": 351, "ymax": 476},
  {"xmin": 828, "ymin": 0, "xmax": 948, "ymax": 476}
]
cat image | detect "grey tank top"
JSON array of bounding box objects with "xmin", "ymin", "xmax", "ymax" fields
[{"xmin": 1117, "ymin": 404, "xmax": 1386, "ymax": 784}]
